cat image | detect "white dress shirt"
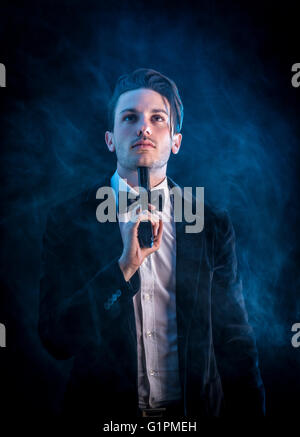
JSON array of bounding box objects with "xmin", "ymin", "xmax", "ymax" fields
[{"xmin": 111, "ymin": 170, "xmax": 182, "ymax": 408}]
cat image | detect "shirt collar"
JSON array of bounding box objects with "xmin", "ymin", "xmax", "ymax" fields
[{"xmin": 111, "ymin": 169, "xmax": 169, "ymax": 208}]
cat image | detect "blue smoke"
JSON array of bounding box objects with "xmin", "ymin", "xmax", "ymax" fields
[{"xmin": 1, "ymin": 1, "xmax": 299, "ymax": 420}]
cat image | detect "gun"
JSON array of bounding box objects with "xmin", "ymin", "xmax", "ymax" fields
[{"xmin": 137, "ymin": 166, "xmax": 154, "ymax": 248}]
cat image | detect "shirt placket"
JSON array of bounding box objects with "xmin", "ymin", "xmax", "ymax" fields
[{"xmin": 140, "ymin": 254, "xmax": 160, "ymax": 407}]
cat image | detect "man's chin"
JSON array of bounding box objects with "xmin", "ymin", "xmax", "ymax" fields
[
  {"xmin": 134, "ymin": 156, "xmax": 155, "ymax": 168},
  {"xmin": 123, "ymin": 157, "xmax": 166, "ymax": 171}
]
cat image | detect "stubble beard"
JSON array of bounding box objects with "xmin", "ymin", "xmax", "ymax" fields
[{"xmin": 117, "ymin": 144, "xmax": 171, "ymax": 172}]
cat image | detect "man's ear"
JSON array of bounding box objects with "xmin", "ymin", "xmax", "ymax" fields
[
  {"xmin": 105, "ymin": 131, "xmax": 116, "ymax": 152},
  {"xmin": 171, "ymin": 133, "xmax": 182, "ymax": 155}
]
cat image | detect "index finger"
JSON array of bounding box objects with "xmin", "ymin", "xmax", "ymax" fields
[{"xmin": 153, "ymin": 219, "xmax": 163, "ymax": 246}]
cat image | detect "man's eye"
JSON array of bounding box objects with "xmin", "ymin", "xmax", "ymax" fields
[
  {"xmin": 152, "ymin": 115, "xmax": 165, "ymax": 122},
  {"xmin": 123, "ymin": 114, "xmax": 136, "ymax": 122}
]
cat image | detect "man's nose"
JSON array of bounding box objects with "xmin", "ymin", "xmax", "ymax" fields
[{"xmin": 137, "ymin": 119, "xmax": 152, "ymax": 136}]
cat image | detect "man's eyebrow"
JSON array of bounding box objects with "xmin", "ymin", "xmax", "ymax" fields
[{"xmin": 119, "ymin": 108, "xmax": 169, "ymax": 116}]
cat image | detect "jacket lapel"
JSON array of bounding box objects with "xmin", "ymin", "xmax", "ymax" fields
[
  {"xmin": 87, "ymin": 172, "xmax": 124, "ymax": 266},
  {"xmin": 90, "ymin": 173, "xmax": 138, "ymax": 350},
  {"xmin": 167, "ymin": 177, "xmax": 205, "ymax": 392}
]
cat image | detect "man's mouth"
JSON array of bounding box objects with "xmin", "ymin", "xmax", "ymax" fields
[{"xmin": 132, "ymin": 141, "xmax": 155, "ymax": 149}]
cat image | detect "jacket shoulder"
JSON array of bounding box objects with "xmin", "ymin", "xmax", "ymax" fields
[
  {"xmin": 43, "ymin": 174, "xmax": 114, "ymax": 242},
  {"xmin": 46, "ymin": 174, "xmax": 112, "ymax": 221},
  {"xmin": 167, "ymin": 175, "xmax": 232, "ymax": 236}
]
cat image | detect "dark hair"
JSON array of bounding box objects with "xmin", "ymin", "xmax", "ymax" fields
[{"xmin": 107, "ymin": 68, "xmax": 184, "ymax": 134}]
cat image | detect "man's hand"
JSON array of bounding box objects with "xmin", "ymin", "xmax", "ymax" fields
[{"xmin": 118, "ymin": 204, "xmax": 163, "ymax": 281}]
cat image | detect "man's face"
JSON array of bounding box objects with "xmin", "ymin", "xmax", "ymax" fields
[{"xmin": 105, "ymin": 88, "xmax": 182, "ymax": 172}]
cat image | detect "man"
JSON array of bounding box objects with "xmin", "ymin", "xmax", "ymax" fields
[{"xmin": 39, "ymin": 68, "xmax": 265, "ymax": 430}]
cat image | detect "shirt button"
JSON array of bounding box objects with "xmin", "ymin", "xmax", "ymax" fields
[
  {"xmin": 146, "ymin": 330, "xmax": 153, "ymax": 337},
  {"xmin": 149, "ymin": 369, "xmax": 156, "ymax": 376},
  {"xmin": 144, "ymin": 293, "xmax": 150, "ymax": 301}
]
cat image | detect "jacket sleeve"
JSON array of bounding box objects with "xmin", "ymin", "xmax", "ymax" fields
[
  {"xmin": 211, "ymin": 211, "xmax": 265, "ymax": 416},
  {"xmin": 38, "ymin": 205, "xmax": 140, "ymax": 361}
]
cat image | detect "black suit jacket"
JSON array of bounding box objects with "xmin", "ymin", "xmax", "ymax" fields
[{"xmin": 38, "ymin": 173, "xmax": 265, "ymax": 429}]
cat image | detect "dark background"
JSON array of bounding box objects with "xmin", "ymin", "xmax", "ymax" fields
[{"xmin": 1, "ymin": 0, "xmax": 299, "ymax": 430}]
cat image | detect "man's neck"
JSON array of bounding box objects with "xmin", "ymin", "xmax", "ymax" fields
[{"xmin": 117, "ymin": 165, "xmax": 167, "ymax": 189}]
